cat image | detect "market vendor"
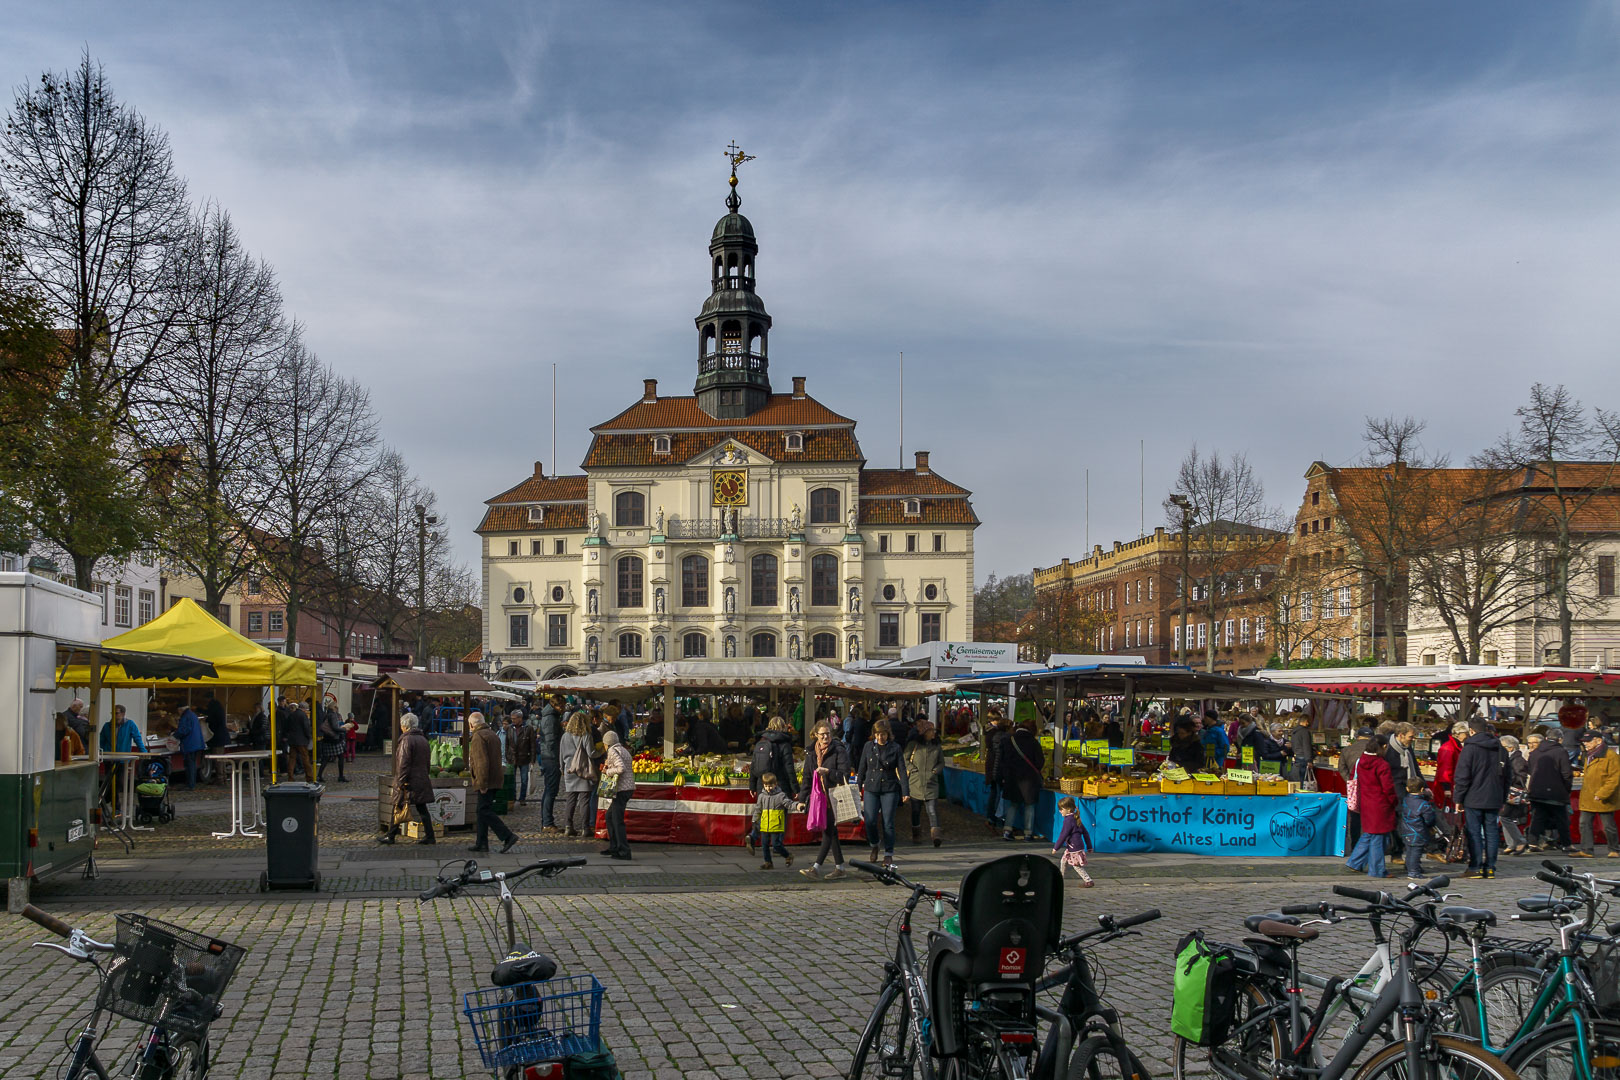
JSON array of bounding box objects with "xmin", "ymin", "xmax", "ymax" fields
[{"xmin": 1166, "ymin": 717, "xmax": 1205, "ymax": 773}]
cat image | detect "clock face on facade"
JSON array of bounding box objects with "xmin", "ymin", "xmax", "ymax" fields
[{"xmin": 712, "ymin": 470, "xmax": 748, "ymax": 506}]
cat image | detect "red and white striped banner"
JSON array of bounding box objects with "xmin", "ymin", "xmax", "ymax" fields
[{"xmin": 594, "ymin": 783, "xmax": 867, "ymax": 845}]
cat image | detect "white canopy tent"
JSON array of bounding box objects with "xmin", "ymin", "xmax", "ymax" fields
[{"xmin": 532, "ymin": 660, "xmax": 954, "ymax": 756}]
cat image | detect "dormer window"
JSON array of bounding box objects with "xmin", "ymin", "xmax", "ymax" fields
[
  {"xmin": 903, "ymin": 498, "xmax": 921, "ymax": 517},
  {"xmin": 527, "ymin": 505, "xmax": 546, "ymax": 524},
  {"xmin": 784, "ymin": 431, "xmax": 804, "ymax": 453},
  {"xmin": 652, "ymin": 435, "xmax": 671, "ymax": 455}
]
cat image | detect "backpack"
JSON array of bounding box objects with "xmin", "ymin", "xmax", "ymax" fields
[
  {"xmin": 750, "ymin": 738, "xmax": 776, "ymax": 782},
  {"xmin": 1171, "ymin": 930, "xmax": 1238, "ymax": 1046},
  {"xmin": 566, "ymin": 738, "xmax": 593, "ymax": 780}
]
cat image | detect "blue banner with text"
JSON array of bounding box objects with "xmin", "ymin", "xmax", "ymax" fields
[{"xmin": 1075, "ymin": 794, "xmax": 1346, "ymax": 858}]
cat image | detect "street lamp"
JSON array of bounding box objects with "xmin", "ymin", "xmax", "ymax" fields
[
  {"xmin": 1169, "ymin": 494, "xmax": 1194, "ymax": 667},
  {"xmin": 416, "ymin": 504, "xmax": 439, "ymax": 669}
]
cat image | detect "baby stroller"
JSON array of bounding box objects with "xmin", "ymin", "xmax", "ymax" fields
[{"xmin": 134, "ymin": 758, "xmax": 174, "ymax": 825}]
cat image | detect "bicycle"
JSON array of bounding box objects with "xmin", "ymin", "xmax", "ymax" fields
[
  {"xmin": 847, "ymin": 853, "xmax": 1066, "ymax": 1080},
  {"xmin": 19, "ymin": 903, "xmax": 245, "ymax": 1080},
  {"xmin": 418, "ymin": 856, "xmax": 600, "ymax": 1080},
  {"xmin": 1030, "ymin": 907, "xmax": 1162, "ymax": 1080},
  {"xmin": 1170, "ymin": 883, "xmax": 1522, "ymax": 1080}
]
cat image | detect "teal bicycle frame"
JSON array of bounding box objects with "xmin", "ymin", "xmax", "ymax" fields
[{"xmin": 1464, "ymin": 912, "xmax": 1598, "ymax": 1078}]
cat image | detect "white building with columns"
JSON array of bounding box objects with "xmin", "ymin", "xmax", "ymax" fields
[{"xmin": 477, "ymin": 178, "xmax": 978, "ymax": 680}]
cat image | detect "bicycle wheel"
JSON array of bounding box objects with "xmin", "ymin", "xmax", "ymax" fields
[
  {"xmin": 849, "ymin": 978, "xmax": 925, "ymax": 1080},
  {"xmin": 1065, "ymin": 1034, "xmax": 1152, "ymax": 1080},
  {"xmin": 1475, "ymin": 965, "xmax": 1551, "ymax": 1043},
  {"xmin": 1349, "ymin": 1032, "xmax": 1520, "ymax": 1080},
  {"xmin": 1171, "ymin": 981, "xmax": 1284, "ymax": 1080},
  {"xmin": 1503, "ymin": 1018, "xmax": 1620, "ymax": 1080}
]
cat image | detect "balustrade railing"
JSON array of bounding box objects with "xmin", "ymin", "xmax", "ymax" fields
[{"xmin": 665, "ymin": 516, "xmax": 792, "ymax": 540}]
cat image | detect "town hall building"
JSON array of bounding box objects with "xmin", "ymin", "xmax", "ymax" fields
[{"xmin": 476, "ymin": 167, "xmax": 979, "ymax": 679}]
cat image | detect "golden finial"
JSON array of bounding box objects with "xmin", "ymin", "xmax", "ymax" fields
[{"xmin": 723, "ymin": 142, "xmax": 754, "ymax": 210}]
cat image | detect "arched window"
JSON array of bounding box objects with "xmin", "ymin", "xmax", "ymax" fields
[
  {"xmin": 614, "ymin": 491, "xmax": 645, "ymax": 527},
  {"xmin": 618, "ymin": 632, "xmax": 642, "ymax": 659},
  {"xmin": 811, "ymin": 632, "xmax": 837, "ymax": 659},
  {"xmin": 681, "ymin": 554, "xmax": 709, "ymax": 607},
  {"xmin": 809, "ymin": 487, "xmax": 841, "ymax": 524},
  {"xmin": 751, "ymin": 632, "xmax": 776, "ymax": 658},
  {"xmin": 811, "ymin": 554, "xmax": 838, "ymax": 607},
  {"xmin": 616, "ymin": 556, "xmax": 643, "ymax": 608},
  {"xmin": 683, "ymin": 632, "xmax": 707, "ymax": 659},
  {"xmin": 750, "ymin": 553, "xmax": 778, "ymax": 607}
]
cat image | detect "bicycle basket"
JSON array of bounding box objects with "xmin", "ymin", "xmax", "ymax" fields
[
  {"xmin": 1591, "ymin": 939, "xmax": 1620, "ymax": 1011},
  {"xmin": 463, "ymin": 974, "xmax": 605, "ymax": 1069},
  {"xmin": 97, "ymin": 914, "xmax": 246, "ymax": 1040}
]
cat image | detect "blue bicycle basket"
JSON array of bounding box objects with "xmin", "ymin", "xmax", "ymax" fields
[{"xmin": 463, "ymin": 974, "xmax": 604, "ymax": 1069}]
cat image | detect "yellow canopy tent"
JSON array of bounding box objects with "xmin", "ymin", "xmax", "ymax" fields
[{"xmin": 59, "ymin": 597, "xmax": 317, "ymax": 780}]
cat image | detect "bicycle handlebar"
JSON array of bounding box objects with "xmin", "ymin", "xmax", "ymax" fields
[
  {"xmin": 1114, "ymin": 908, "xmax": 1162, "ymax": 931},
  {"xmin": 1333, "ymin": 884, "xmax": 1385, "ymax": 904},
  {"xmin": 1538, "ymin": 869, "xmax": 1584, "ymax": 892},
  {"xmin": 21, "ymin": 904, "xmax": 72, "ymax": 938},
  {"xmin": 418, "ymin": 856, "xmax": 588, "ymax": 902}
]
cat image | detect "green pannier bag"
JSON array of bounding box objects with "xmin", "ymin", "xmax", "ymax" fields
[
  {"xmin": 566, "ymin": 1047, "xmax": 619, "ymax": 1079},
  {"xmin": 1171, "ymin": 930, "xmax": 1238, "ymax": 1046}
]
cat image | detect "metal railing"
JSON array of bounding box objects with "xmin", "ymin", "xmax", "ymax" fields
[{"xmin": 698, "ymin": 352, "xmax": 767, "ymax": 375}]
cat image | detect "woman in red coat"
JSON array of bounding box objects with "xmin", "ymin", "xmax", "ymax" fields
[
  {"xmin": 1432, "ymin": 722, "xmax": 1466, "ymax": 810},
  {"xmin": 1347, "ymin": 734, "xmax": 1397, "ymax": 877}
]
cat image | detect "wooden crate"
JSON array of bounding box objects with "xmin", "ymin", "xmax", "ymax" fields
[
  {"xmin": 1127, "ymin": 778, "xmax": 1162, "ymax": 795},
  {"xmin": 1160, "ymin": 779, "xmax": 1198, "ymax": 794},
  {"xmin": 1223, "ymin": 779, "xmax": 1255, "ymax": 796},
  {"xmin": 1083, "ymin": 777, "xmax": 1130, "ymax": 798},
  {"xmin": 1256, "ymin": 778, "xmax": 1291, "ymax": 795}
]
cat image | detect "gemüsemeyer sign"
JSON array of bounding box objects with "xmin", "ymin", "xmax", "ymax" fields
[{"xmin": 1074, "ymin": 794, "xmax": 1346, "ymax": 857}]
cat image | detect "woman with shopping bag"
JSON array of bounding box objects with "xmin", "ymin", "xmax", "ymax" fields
[{"xmin": 798, "ymin": 722, "xmax": 853, "ymax": 881}]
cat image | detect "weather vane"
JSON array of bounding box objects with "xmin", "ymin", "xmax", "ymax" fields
[{"xmin": 724, "ymin": 141, "xmax": 755, "ymax": 211}]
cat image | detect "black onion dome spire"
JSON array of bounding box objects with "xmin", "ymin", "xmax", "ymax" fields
[{"xmin": 695, "ymin": 145, "xmax": 771, "ymax": 419}]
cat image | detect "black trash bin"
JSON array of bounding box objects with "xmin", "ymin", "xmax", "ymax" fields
[{"xmin": 261, "ymin": 782, "xmax": 324, "ymax": 891}]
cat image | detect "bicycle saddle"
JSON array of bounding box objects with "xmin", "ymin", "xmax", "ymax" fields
[
  {"xmin": 491, "ymin": 951, "xmax": 557, "ymax": 986},
  {"xmin": 1438, "ymin": 906, "xmax": 1497, "ymax": 927},
  {"xmin": 1243, "ymin": 913, "xmax": 1297, "ymax": 933},
  {"xmin": 1255, "ymin": 920, "xmax": 1319, "ymax": 942},
  {"xmin": 1517, "ymin": 897, "xmax": 1575, "ymax": 915}
]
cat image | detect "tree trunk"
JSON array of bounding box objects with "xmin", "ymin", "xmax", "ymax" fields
[
  {"xmin": 1382, "ymin": 574, "xmax": 1399, "ymax": 665},
  {"xmin": 73, "ymin": 553, "xmax": 97, "ymax": 593},
  {"xmin": 1556, "ymin": 530, "xmax": 1574, "ymax": 667}
]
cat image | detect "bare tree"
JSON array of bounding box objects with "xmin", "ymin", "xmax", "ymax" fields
[
  {"xmin": 143, "ymin": 203, "xmax": 285, "ymax": 617},
  {"xmin": 1478, "ymin": 383, "xmax": 1620, "ymax": 665},
  {"xmin": 1166, "ymin": 446, "xmax": 1282, "ymax": 671},
  {"xmin": 1, "ymin": 54, "xmax": 188, "ymax": 586},
  {"xmin": 352, "ymin": 449, "xmax": 446, "ymax": 654},
  {"xmin": 1408, "ymin": 467, "xmax": 1539, "ymax": 664},
  {"xmin": 256, "ymin": 333, "xmax": 379, "ymax": 655},
  {"xmin": 1333, "ymin": 416, "xmax": 1448, "ymax": 664}
]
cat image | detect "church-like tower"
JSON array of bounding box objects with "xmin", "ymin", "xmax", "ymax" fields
[{"xmin": 694, "ymin": 154, "xmax": 772, "ymax": 418}]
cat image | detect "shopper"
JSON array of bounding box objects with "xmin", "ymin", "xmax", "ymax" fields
[
  {"xmin": 284, "ymin": 699, "xmax": 314, "ymax": 780},
  {"xmin": 1288, "ymin": 715, "xmax": 1316, "ymax": 784},
  {"xmin": 1052, "ymin": 795, "xmax": 1095, "ymax": 887},
  {"xmin": 1166, "ymin": 717, "xmax": 1205, "ymax": 774},
  {"xmin": 538, "ymin": 695, "xmax": 564, "ymax": 830},
  {"xmin": 982, "ymin": 711, "xmax": 1009, "ymax": 833},
  {"xmin": 379, "ymin": 714, "xmax": 434, "ymax": 845},
  {"xmin": 467, "ymin": 712, "xmax": 518, "ymax": 854},
  {"xmin": 558, "ymin": 711, "xmax": 596, "ymax": 837},
  {"xmin": 1432, "ymin": 721, "xmax": 1468, "ymax": 813},
  {"xmin": 1388, "ymin": 723, "xmax": 1422, "ymax": 793},
  {"xmin": 1340, "ymin": 725, "xmax": 1373, "ymax": 848},
  {"xmin": 746, "ymin": 717, "xmax": 798, "ymax": 855},
  {"xmin": 857, "ymin": 720, "xmax": 910, "ymax": 866},
  {"xmin": 1574, "ymin": 730, "xmax": 1620, "ymax": 859},
  {"xmin": 751, "ymin": 772, "xmax": 793, "ymax": 869},
  {"xmin": 1499, "ymin": 735, "xmax": 1529, "ymax": 855},
  {"xmin": 316, "ymin": 704, "xmax": 347, "ymax": 782},
  {"xmin": 175, "ymin": 704, "xmax": 205, "ymax": 790},
  {"xmin": 508, "ymin": 709, "xmax": 536, "ymax": 805},
  {"xmin": 1452, "ymin": 717, "xmax": 1508, "ymax": 879},
  {"xmin": 999, "ymin": 719, "xmax": 1046, "ymax": 842},
  {"xmin": 799, "ymin": 721, "xmax": 853, "ymax": 880},
  {"xmin": 905, "ymin": 719, "xmax": 945, "ymax": 847},
  {"xmin": 1345, "ymin": 734, "xmax": 1396, "ymax": 878},
  {"xmin": 1398, "ymin": 779, "xmax": 1440, "ymax": 878},
  {"xmin": 1200, "ymin": 713, "xmax": 1230, "ymax": 769},
  {"xmin": 1526, "ymin": 730, "xmax": 1574, "ymax": 853},
  {"xmin": 599, "ymin": 729, "xmax": 634, "ymax": 860}
]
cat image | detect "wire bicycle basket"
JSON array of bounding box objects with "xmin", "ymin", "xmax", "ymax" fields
[
  {"xmin": 463, "ymin": 974, "xmax": 604, "ymax": 1069},
  {"xmin": 97, "ymin": 914, "xmax": 246, "ymax": 1041}
]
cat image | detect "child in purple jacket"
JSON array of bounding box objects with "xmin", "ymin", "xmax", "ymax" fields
[{"xmin": 1052, "ymin": 795, "xmax": 1095, "ymax": 887}]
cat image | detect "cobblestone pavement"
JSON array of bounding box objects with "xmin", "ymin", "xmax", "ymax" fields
[{"xmin": 0, "ymin": 866, "xmax": 1552, "ymax": 1080}]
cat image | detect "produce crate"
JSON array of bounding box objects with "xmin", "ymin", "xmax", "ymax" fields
[
  {"xmin": 1255, "ymin": 778, "xmax": 1290, "ymax": 795},
  {"xmin": 1082, "ymin": 777, "xmax": 1129, "ymax": 798},
  {"xmin": 1127, "ymin": 778, "xmax": 1162, "ymax": 795},
  {"xmin": 1160, "ymin": 779, "xmax": 1198, "ymax": 794},
  {"xmin": 1223, "ymin": 779, "xmax": 1255, "ymax": 796}
]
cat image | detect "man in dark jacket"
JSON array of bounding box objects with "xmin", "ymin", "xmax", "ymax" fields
[
  {"xmin": 683, "ymin": 713, "xmax": 726, "ymax": 754},
  {"xmin": 981, "ymin": 713, "xmax": 1008, "ymax": 832},
  {"xmin": 1526, "ymin": 733, "xmax": 1575, "ymax": 852},
  {"xmin": 1386, "ymin": 723, "xmax": 1422, "ymax": 793},
  {"xmin": 998, "ymin": 721, "xmax": 1046, "ymax": 841},
  {"xmin": 508, "ymin": 709, "xmax": 536, "ymax": 805},
  {"xmin": 467, "ymin": 712, "xmax": 518, "ymax": 854},
  {"xmin": 1288, "ymin": 716, "xmax": 1316, "ymax": 784},
  {"xmin": 538, "ymin": 696, "xmax": 563, "ymax": 830},
  {"xmin": 379, "ymin": 714, "xmax": 435, "ymax": 844},
  {"xmin": 203, "ymin": 692, "xmax": 229, "ymax": 754},
  {"xmin": 1452, "ymin": 718, "xmax": 1509, "ymax": 878}
]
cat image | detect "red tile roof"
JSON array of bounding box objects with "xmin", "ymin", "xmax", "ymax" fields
[
  {"xmin": 593, "ymin": 393, "xmax": 855, "ymax": 432},
  {"xmin": 487, "ymin": 474, "xmax": 589, "ymax": 505},
  {"xmin": 477, "ymin": 504, "xmax": 588, "ymax": 534},
  {"xmin": 584, "ymin": 427, "xmax": 861, "ymax": 468},
  {"xmin": 859, "ymin": 469, "xmax": 971, "ymax": 497},
  {"xmin": 859, "ymin": 498, "xmax": 980, "ymax": 526}
]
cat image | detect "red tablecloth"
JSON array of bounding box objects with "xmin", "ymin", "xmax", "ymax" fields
[{"xmin": 593, "ymin": 783, "xmax": 868, "ymax": 845}]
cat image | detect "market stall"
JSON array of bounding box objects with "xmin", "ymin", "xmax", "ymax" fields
[{"xmin": 532, "ymin": 660, "xmax": 953, "ymax": 846}]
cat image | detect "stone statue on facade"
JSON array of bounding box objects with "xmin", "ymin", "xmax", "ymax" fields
[
  {"xmin": 586, "ymin": 636, "xmax": 599, "ymax": 665},
  {"xmin": 848, "ymin": 585, "xmax": 861, "ymax": 614},
  {"xmin": 787, "ymin": 586, "xmax": 801, "ymax": 617},
  {"xmin": 846, "ymin": 507, "xmax": 858, "ymax": 534},
  {"xmin": 789, "ymin": 634, "xmax": 801, "ymax": 660},
  {"xmin": 654, "ymin": 587, "xmax": 666, "ymax": 616},
  {"xmin": 587, "ymin": 589, "xmax": 598, "ymax": 617},
  {"xmin": 724, "ymin": 635, "xmax": 737, "ymax": 658},
  {"xmin": 654, "ymin": 635, "xmax": 666, "ymax": 662},
  {"xmin": 847, "ymin": 635, "xmax": 860, "ymax": 663},
  {"xmin": 591, "ymin": 511, "xmax": 604, "ymax": 538},
  {"xmin": 789, "ymin": 502, "xmax": 803, "ymax": 533},
  {"xmin": 724, "ymin": 586, "xmax": 736, "ymax": 617},
  {"xmin": 724, "ymin": 506, "xmax": 738, "ymax": 535},
  {"xmin": 653, "ymin": 506, "xmax": 665, "ymax": 535}
]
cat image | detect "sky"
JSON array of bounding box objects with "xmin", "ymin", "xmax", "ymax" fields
[{"xmin": 5, "ymin": 2, "xmax": 1620, "ymax": 583}]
